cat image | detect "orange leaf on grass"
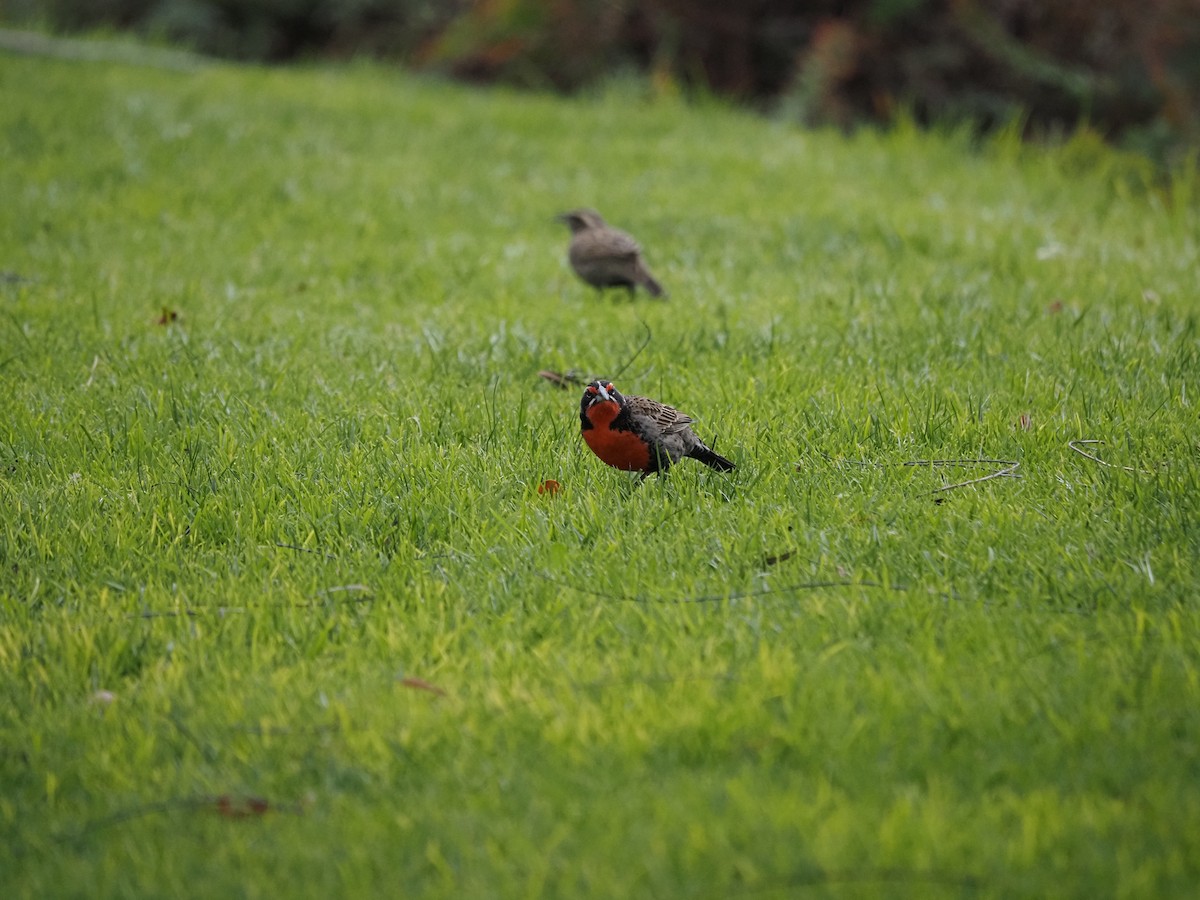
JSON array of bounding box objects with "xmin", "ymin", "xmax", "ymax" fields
[{"xmin": 537, "ymin": 479, "xmax": 561, "ymax": 496}]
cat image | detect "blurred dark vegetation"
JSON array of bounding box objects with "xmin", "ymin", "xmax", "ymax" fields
[{"xmin": 6, "ymin": 0, "xmax": 1198, "ymax": 165}]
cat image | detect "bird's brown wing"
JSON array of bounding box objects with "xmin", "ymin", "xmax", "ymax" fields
[
  {"xmin": 575, "ymin": 227, "xmax": 642, "ymax": 262},
  {"xmin": 625, "ymin": 395, "xmax": 694, "ymax": 439}
]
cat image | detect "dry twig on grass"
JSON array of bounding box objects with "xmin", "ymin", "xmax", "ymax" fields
[
  {"xmin": 813, "ymin": 456, "xmax": 1024, "ymax": 494},
  {"xmin": 1068, "ymin": 439, "xmax": 1163, "ymax": 476},
  {"xmin": 535, "ymin": 570, "xmax": 908, "ymax": 604},
  {"xmin": 917, "ymin": 460, "xmax": 1022, "ymax": 494},
  {"xmin": 538, "ymin": 322, "xmax": 652, "ymax": 389}
]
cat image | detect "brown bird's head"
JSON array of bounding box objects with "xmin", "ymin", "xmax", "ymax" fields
[
  {"xmin": 556, "ymin": 208, "xmax": 606, "ymax": 234},
  {"xmin": 580, "ymin": 379, "xmax": 625, "ymax": 423}
]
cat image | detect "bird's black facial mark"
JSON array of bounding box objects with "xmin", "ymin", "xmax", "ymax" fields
[{"xmin": 581, "ymin": 381, "xmax": 620, "ymax": 414}]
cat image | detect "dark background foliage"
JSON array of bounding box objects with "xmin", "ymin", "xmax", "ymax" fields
[{"xmin": 5, "ymin": 0, "xmax": 1198, "ymax": 163}]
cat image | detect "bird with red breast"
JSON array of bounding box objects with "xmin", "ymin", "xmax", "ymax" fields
[{"xmin": 579, "ymin": 379, "xmax": 734, "ymax": 477}]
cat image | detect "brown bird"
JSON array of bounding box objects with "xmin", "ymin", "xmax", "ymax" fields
[
  {"xmin": 556, "ymin": 209, "xmax": 665, "ymax": 298},
  {"xmin": 580, "ymin": 379, "xmax": 734, "ymax": 477}
]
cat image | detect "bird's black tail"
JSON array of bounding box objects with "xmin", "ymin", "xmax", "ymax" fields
[{"xmin": 689, "ymin": 444, "xmax": 735, "ymax": 472}]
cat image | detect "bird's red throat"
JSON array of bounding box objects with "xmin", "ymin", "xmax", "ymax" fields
[{"xmin": 583, "ymin": 401, "xmax": 652, "ymax": 472}]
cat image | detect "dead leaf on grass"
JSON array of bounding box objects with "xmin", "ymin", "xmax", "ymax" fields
[
  {"xmin": 538, "ymin": 370, "xmax": 584, "ymax": 390},
  {"xmin": 212, "ymin": 795, "xmax": 273, "ymax": 819},
  {"xmin": 399, "ymin": 676, "xmax": 446, "ymax": 697},
  {"xmin": 760, "ymin": 549, "xmax": 797, "ymax": 567}
]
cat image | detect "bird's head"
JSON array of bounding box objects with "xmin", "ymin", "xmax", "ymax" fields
[
  {"xmin": 580, "ymin": 379, "xmax": 624, "ymax": 418},
  {"xmin": 556, "ymin": 208, "xmax": 606, "ymax": 234}
]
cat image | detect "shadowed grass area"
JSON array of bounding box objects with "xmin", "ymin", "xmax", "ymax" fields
[{"xmin": 2, "ymin": 38, "xmax": 1199, "ymax": 899}]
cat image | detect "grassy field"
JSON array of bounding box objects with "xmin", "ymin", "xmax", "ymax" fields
[{"xmin": 2, "ymin": 35, "xmax": 1199, "ymax": 899}]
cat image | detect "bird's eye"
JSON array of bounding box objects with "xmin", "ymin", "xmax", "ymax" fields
[
  {"xmin": 586, "ymin": 385, "xmax": 598, "ymax": 395},
  {"xmin": 605, "ymin": 383, "xmax": 615, "ymax": 392}
]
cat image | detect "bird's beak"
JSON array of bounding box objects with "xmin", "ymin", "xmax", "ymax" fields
[{"xmin": 596, "ymin": 383, "xmax": 611, "ymax": 402}]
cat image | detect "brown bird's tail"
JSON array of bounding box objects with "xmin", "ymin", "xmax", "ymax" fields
[
  {"xmin": 635, "ymin": 262, "xmax": 665, "ymax": 298},
  {"xmin": 688, "ymin": 444, "xmax": 735, "ymax": 471}
]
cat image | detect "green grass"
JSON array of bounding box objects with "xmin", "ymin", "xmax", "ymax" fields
[{"xmin": 2, "ymin": 37, "xmax": 1199, "ymax": 899}]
